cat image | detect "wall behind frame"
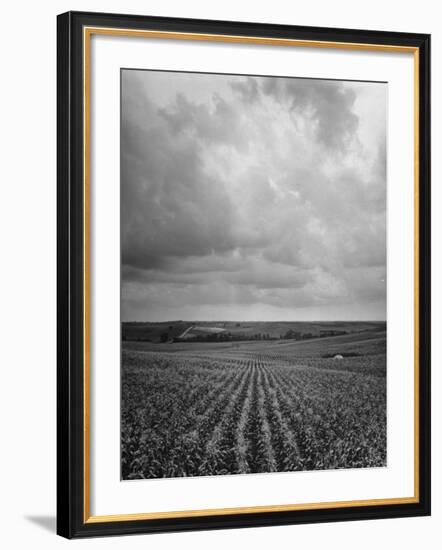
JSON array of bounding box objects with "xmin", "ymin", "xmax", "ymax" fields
[{"xmin": 0, "ymin": 0, "xmax": 438, "ymax": 549}]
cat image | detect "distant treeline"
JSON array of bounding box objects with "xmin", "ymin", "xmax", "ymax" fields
[
  {"xmin": 175, "ymin": 332, "xmax": 278, "ymax": 343},
  {"xmin": 280, "ymin": 329, "xmax": 347, "ymax": 340},
  {"xmin": 172, "ymin": 329, "xmax": 348, "ymax": 344},
  {"xmin": 122, "ymin": 325, "xmax": 349, "ymax": 343}
]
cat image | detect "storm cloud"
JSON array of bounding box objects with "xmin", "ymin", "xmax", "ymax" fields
[{"xmin": 121, "ymin": 70, "xmax": 386, "ymax": 321}]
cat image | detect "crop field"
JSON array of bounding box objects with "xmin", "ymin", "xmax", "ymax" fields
[{"xmin": 121, "ymin": 329, "xmax": 386, "ymax": 479}]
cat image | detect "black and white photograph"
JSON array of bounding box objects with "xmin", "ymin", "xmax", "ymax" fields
[{"xmin": 120, "ymin": 68, "xmax": 387, "ymax": 480}]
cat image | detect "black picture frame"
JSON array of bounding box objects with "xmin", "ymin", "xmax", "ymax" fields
[{"xmin": 57, "ymin": 10, "xmax": 431, "ymax": 539}]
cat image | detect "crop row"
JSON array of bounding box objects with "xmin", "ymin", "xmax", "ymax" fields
[{"xmin": 121, "ymin": 348, "xmax": 386, "ymax": 479}]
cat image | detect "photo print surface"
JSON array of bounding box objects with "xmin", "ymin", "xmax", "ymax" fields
[{"xmin": 120, "ymin": 68, "xmax": 387, "ymax": 480}]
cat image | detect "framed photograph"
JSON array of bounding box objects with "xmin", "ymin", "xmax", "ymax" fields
[{"xmin": 57, "ymin": 11, "xmax": 431, "ymax": 538}]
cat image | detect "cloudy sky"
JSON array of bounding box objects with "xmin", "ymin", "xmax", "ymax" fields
[{"xmin": 121, "ymin": 69, "xmax": 386, "ymax": 322}]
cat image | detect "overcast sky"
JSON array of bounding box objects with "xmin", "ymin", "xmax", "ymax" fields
[{"xmin": 121, "ymin": 69, "xmax": 386, "ymax": 322}]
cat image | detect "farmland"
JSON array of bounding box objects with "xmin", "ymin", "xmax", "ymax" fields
[{"xmin": 121, "ymin": 324, "xmax": 386, "ymax": 479}]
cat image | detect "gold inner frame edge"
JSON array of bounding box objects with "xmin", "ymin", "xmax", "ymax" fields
[{"xmin": 82, "ymin": 26, "xmax": 420, "ymax": 524}]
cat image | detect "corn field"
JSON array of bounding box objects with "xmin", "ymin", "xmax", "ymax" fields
[{"xmin": 121, "ymin": 336, "xmax": 386, "ymax": 479}]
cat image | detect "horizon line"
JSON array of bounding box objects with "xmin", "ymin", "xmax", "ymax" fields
[{"xmin": 122, "ymin": 319, "xmax": 387, "ymax": 324}]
